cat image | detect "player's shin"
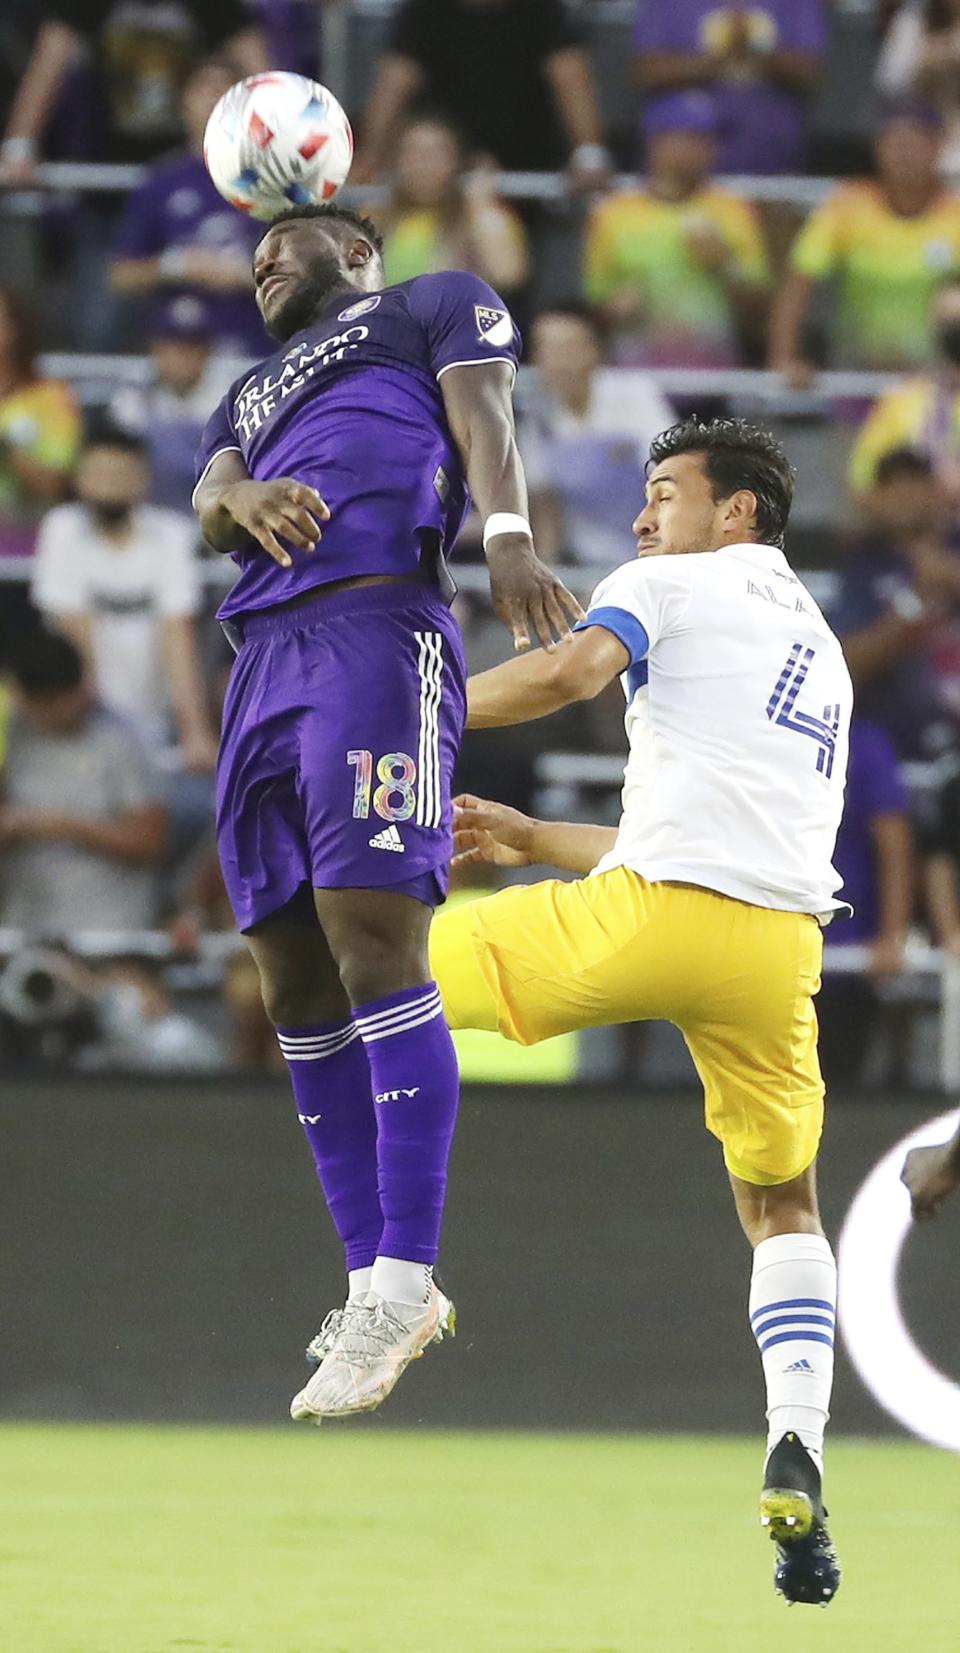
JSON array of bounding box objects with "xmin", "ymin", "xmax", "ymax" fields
[
  {"xmin": 276, "ymin": 1020, "xmax": 383, "ymax": 1278},
  {"xmin": 353, "ymin": 982, "xmax": 460, "ymax": 1306},
  {"xmin": 749, "ymin": 1232, "xmax": 837, "ymax": 1475}
]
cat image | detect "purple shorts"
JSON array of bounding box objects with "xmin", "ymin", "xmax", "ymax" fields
[{"xmin": 217, "ymin": 583, "xmax": 467, "ymax": 931}]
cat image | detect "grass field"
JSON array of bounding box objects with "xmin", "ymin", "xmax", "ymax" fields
[{"xmin": 2, "ymin": 1426, "xmax": 954, "ymax": 1653}]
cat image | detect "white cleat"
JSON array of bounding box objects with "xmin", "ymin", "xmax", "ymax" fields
[
  {"xmin": 304, "ymin": 1305, "xmax": 351, "ymax": 1367},
  {"xmin": 290, "ymin": 1284, "xmax": 455, "ymax": 1422}
]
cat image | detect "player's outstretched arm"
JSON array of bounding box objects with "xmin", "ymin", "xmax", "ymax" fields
[
  {"xmin": 194, "ymin": 449, "xmax": 329, "ymax": 567},
  {"xmin": 453, "ymin": 794, "xmax": 617, "ymax": 877},
  {"xmin": 440, "ymin": 362, "xmax": 584, "ymax": 651},
  {"xmin": 466, "ymin": 624, "xmax": 628, "ymax": 728},
  {"xmin": 902, "ymin": 1124, "xmax": 960, "ymax": 1220}
]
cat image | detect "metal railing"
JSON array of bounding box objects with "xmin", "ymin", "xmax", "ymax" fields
[
  {"xmin": 31, "ymin": 352, "xmax": 904, "ymax": 406},
  {"xmin": 0, "ymin": 160, "xmax": 837, "ymax": 211}
]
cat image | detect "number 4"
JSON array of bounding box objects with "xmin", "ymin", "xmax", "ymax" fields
[{"xmin": 766, "ymin": 644, "xmax": 841, "ymax": 779}]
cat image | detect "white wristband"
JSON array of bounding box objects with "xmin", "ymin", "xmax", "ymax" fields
[
  {"xmin": 1, "ymin": 137, "xmax": 37, "ymax": 161},
  {"xmin": 483, "ymin": 512, "xmax": 532, "ymax": 548}
]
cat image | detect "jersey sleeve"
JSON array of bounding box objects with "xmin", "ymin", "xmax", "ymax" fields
[
  {"xmin": 408, "ymin": 271, "xmax": 522, "ymax": 382},
  {"xmin": 152, "ymin": 514, "xmax": 201, "ymax": 618},
  {"xmin": 789, "ymin": 191, "xmax": 845, "ymax": 279},
  {"xmin": 847, "ymin": 385, "xmax": 919, "ymax": 494},
  {"xmin": 583, "ymin": 199, "xmax": 622, "ymax": 305},
  {"xmin": 717, "ymin": 196, "xmax": 770, "ymax": 286},
  {"xmin": 31, "ymin": 509, "xmax": 89, "ymax": 614},
  {"xmin": 575, "ymin": 559, "xmax": 691, "ymax": 665},
  {"xmin": 193, "ymin": 390, "xmax": 242, "ymax": 504}
]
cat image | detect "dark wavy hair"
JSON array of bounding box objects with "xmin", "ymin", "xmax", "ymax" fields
[{"xmin": 647, "ymin": 416, "xmax": 795, "ymax": 548}]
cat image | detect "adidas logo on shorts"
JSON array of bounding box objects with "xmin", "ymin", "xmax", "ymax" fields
[{"xmin": 369, "ymin": 825, "xmax": 405, "ymax": 853}]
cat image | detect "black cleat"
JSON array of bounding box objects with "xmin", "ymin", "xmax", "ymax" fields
[{"xmin": 759, "ymin": 1432, "xmax": 841, "ymax": 1607}]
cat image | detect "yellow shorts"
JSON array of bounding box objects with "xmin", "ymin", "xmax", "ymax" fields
[{"xmin": 429, "ymin": 866, "xmax": 825, "ymax": 1186}]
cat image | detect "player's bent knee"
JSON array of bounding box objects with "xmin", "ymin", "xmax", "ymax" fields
[
  {"xmin": 335, "ymin": 938, "xmax": 431, "ymax": 1008},
  {"xmin": 258, "ymin": 971, "xmax": 346, "ymax": 1030}
]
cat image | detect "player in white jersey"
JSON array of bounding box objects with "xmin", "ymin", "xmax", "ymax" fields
[{"xmin": 428, "ymin": 418, "xmax": 852, "ymax": 1606}]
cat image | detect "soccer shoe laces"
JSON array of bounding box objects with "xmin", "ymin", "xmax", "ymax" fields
[
  {"xmin": 332, "ymin": 1299, "xmax": 415, "ymax": 1366},
  {"xmin": 305, "ymin": 1305, "xmax": 349, "ymax": 1364}
]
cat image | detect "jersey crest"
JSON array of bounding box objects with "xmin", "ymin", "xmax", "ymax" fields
[
  {"xmin": 474, "ymin": 304, "xmax": 513, "ymax": 347},
  {"xmin": 338, "ymin": 295, "xmax": 382, "ymax": 322}
]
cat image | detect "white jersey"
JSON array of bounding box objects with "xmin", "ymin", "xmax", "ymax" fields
[{"xmin": 581, "ymin": 542, "xmax": 852, "ymax": 915}]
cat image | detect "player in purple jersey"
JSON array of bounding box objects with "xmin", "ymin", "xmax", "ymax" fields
[{"xmin": 193, "ymin": 203, "xmax": 581, "ymax": 1421}]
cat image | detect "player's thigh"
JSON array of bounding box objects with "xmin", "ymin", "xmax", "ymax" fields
[
  {"xmin": 216, "ymin": 638, "xmax": 313, "ymax": 931},
  {"xmin": 430, "ymin": 867, "xmax": 693, "ymax": 1043},
  {"xmin": 298, "ymin": 591, "xmax": 466, "ymax": 895},
  {"xmin": 683, "ymin": 908, "xmax": 825, "ymax": 1187}
]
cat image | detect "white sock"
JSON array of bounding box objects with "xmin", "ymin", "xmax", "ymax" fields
[
  {"xmin": 347, "ymin": 1266, "xmax": 373, "ymax": 1301},
  {"xmin": 749, "ymin": 1232, "xmax": 837, "ymax": 1478},
  {"xmin": 370, "ymin": 1256, "xmax": 433, "ymax": 1309}
]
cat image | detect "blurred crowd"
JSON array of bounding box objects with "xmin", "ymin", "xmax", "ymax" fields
[{"xmin": 2, "ymin": 0, "xmax": 960, "ymax": 1084}]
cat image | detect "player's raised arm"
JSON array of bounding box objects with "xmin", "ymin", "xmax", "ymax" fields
[
  {"xmin": 193, "ymin": 448, "xmax": 330, "ymax": 569},
  {"xmin": 440, "ymin": 360, "xmax": 584, "ymax": 651},
  {"xmin": 466, "ymin": 622, "xmax": 628, "ymax": 728}
]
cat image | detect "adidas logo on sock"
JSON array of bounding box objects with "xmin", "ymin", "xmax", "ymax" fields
[
  {"xmin": 784, "ymin": 1358, "xmax": 815, "ymax": 1373},
  {"xmin": 369, "ymin": 825, "xmax": 405, "ymax": 853}
]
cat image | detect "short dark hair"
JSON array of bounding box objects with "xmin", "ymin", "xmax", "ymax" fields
[
  {"xmin": 82, "ymin": 420, "xmax": 147, "ymax": 459},
  {"xmin": 534, "ymin": 300, "xmax": 606, "ymax": 346},
  {"xmin": 8, "ymin": 629, "xmax": 84, "ymax": 696},
  {"xmin": 257, "ymin": 203, "xmax": 385, "ymax": 256},
  {"xmin": 874, "ymin": 446, "xmax": 935, "ymax": 487},
  {"xmin": 647, "ymin": 416, "xmax": 795, "ymax": 547}
]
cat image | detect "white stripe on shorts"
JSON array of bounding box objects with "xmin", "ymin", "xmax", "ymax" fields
[{"xmin": 415, "ymin": 631, "xmax": 444, "ymax": 829}]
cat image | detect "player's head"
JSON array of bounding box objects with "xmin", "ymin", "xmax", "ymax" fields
[
  {"xmin": 875, "ymin": 99, "xmax": 941, "ymax": 198},
  {"xmin": 253, "ymin": 205, "xmax": 385, "ymax": 341},
  {"xmin": 869, "ymin": 446, "xmax": 943, "ymax": 537},
  {"xmin": 181, "ymin": 59, "xmax": 235, "ymax": 151},
  {"xmin": 8, "ymin": 629, "xmax": 90, "ymax": 733},
  {"xmin": 76, "ymin": 425, "xmax": 149, "ymax": 527},
  {"xmin": 634, "ymin": 417, "xmax": 794, "ymax": 556},
  {"xmin": 395, "ymin": 114, "xmax": 465, "ymax": 208},
  {"xmin": 532, "ymin": 302, "xmax": 604, "ymax": 398},
  {"xmin": 645, "ymin": 92, "xmax": 719, "ymax": 195}
]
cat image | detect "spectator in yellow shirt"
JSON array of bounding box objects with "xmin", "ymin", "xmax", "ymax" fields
[
  {"xmin": 584, "ymin": 91, "xmax": 769, "ymax": 367},
  {"xmin": 378, "ymin": 114, "xmax": 529, "ymax": 299},
  {"xmin": 0, "ymin": 285, "xmax": 81, "ymax": 559},
  {"xmin": 771, "ymin": 99, "xmax": 960, "ymax": 383},
  {"xmin": 849, "ymin": 275, "xmax": 960, "ymax": 497}
]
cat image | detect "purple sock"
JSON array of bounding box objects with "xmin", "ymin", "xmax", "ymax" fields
[
  {"xmin": 352, "ymin": 982, "xmax": 460, "ymax": 1265},
  {"xmin": 276, "ymin": 1020, "xmax": 383, "ymax": 1271}
]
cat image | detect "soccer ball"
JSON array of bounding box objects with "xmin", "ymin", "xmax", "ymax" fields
[{"xmin": 203, "ymin": 72, "xmax": 354, "ymax": 222}]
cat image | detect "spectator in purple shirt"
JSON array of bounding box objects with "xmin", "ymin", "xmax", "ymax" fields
[
  {"xmin": 110, "ymin": 59, "xmax": 268, "ymax": 359},
  {"xmin": 830, "ymin": 447, "xmax": 960, "ymax": 765},
  {"xmin": 633, "ymin": 0, "xmax": 827, "ymax": 176},
  {"xmin": 819, "ymin": 719, "xmax": 913, "ymax": 1085}
]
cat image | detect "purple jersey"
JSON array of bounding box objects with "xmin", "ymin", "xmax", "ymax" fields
[{"xmin": 194, "ymin": 270, "xmax": 521, "ymax": 621}]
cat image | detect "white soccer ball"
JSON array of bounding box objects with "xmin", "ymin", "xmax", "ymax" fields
[{"xmin": 203, "ymin": 72, "xmax": 354, "ymax": 222}]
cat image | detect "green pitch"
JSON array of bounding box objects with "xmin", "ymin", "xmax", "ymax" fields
[{"xmin": 3, "ymin": 1425, "xmax": 955, "ymax": 1652}]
